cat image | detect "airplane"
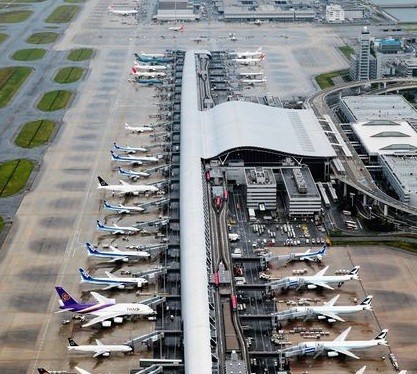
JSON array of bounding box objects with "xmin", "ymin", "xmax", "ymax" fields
[
  {"xmin": 97, "ymin": 176, "xmax": 160, "ymax": 195},
  {"xmin": 67, "ymin": 337, "xmax": 132, "ymax": 357},
  {"xmin": 124, "ymin": 122, "xmax": 154, "ymax": 133},
  {"xmin": 103, "ymin": 200, "xmax": 148, "ymax": 214},
  {"xmin": 168, "ymin": 24, "xmax": 185, "ymax": 32},
  {"xmin": 114, "ymin": 142, "xmax": 148, "ymax": 154},
  {"xmin": 273, "ymin": 294, "xmax": 373, "ymax": 323},
  {"xmin": 110, "ymin": 150, "xmax": 159, "ymax": 164},
  {"xmin": 134, "ymin": 53, "xmax": 173, "ymax": 64},
  {"xmin": 85, "ymin": 242, "xmax": 151, "ymax": 262},
  {"xmin": 131, "ymin": 67, "xmax": 166, "ymax": 78},
  {"xmin": 264, "ymin": 244, "xmax": 327, "ymax": 265},
  {"xmin": 241, "ymin": 77, "xmax": 267, "ymax": 85},
  {"xmin": 133, "ymin": 61, "xmax": 168, "ymax": 71},
  {"xmin": 107, "ymin": 5, "xmax": 138, "ymax": 16},
  {"xmin": 118, "ymin": 167, "xmax": 151, "ymax": 180},
  {"xmin": 37, "ymin": 369, "xmax": 68, "ymax": 374},
  {"xmin": 79, "ymin": 268, "xmax": 148, "ymax": 290},
  {"xmin": 232, "ymin": 47, "xmax": 263, "ymax": 59},
  {"xmin": 279, "ymin": 326, "xmax": 388, "ymax": 359},
  {"xmin": 251, "ymin": 19, "xmax": 263, "ymax": 26},
  {"xmin": 96, "ymin": 220, "xmax": 142, "ymax": 235},
  {"xmin": 54, "ymin": 286, "xmax": 156, "ymax": 327},
  {"xmin": 238, "ymin": 71, "xmax": 264, "ymax": 78},
  {"xmin": 269, "ymin": 265, "xmax": 360, "ymax": 291},
  {"xmin": 233, "ymin": 53, "xmax": 265, "ymax": 65},
  {"xmin": 136, "ymin": 78, "xmax": 164, "ymax": 85}
]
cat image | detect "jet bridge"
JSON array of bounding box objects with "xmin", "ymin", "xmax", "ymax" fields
[
  {"xmin": 272, "ymin": 308, "xmax": 314, "ymax": 321},
  {"xmin": 129, "ymin": 331, "xmax": 165, "ymax": 347},
  {"xmin": 278, "ymin": 343, "xmax": 324, "ymax": 358}
]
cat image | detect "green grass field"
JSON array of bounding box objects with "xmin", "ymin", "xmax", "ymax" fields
[
  {"xmin": 0, "ymin": 10, "xmax": 32, "ymax": 22},
  {"xmin": 0, "ymin": 33, "xmax": 8, "ymax": 44},
  {"xmin": 53, "ymin": 67, "xmax": 84, "ymax": 83},
  {"xmin": 0, "ymin": 66, "xmax": 32, "ymax": 108},
  {"xmin": 26, "ymin": 32, "xmax": 59, "ymax": 44},
  {"xmin": 37, "ymin": 90, "xmax": 72, "ymax": 111},
  {"xmin": 0, "ymin": 216, "xmax": 4, "ymax": 233},
  {"xmin": 12, "ymin": 48, "xmax": 46, "ymax": 61},
  {"xmin": 0, "ymin": 159, "xmax": 34, "ymax": 197},
  {"xmin": 315, "ymin": 70, "xmax": 349, "ymax": 89},
  {"xmin": 15, "ymin": 119, "xmax": 55, "ymax": 148},
  {"xmin": 45, "ymin": 5, "xmax": 79, "ymax": 23},
  {"xmin": 67, "ymin": 48, "xmax": 93, "ymax": 61},
  {"xmin": 339, "ymin": 45, "xmax": 355, "ymax": 60}
]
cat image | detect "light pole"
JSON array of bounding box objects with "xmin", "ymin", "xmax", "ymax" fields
[
  {"xmin": 349, "ymin": 192, "xmax": 355, "ymax": 208},
  {"xmin": 368, "ymin": 206, "xmax": 372, "ymax": 220}
]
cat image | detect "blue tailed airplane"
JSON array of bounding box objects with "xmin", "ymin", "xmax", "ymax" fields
[
  {"xmin": 85, "ymin": 242, "xmax": 151, "ymax": 262},
  {"xmin": 103, "ymin": 200, "xmax": 152, "ymax": 214},
  {"xmin": 110, "ymin": 151, "xmax": 159, "ymax": 165},
  {"xmin": 118, "ymin": 167, "xmax": 151, "ymax": 180},
  {"xmin": 96, "ymin": 220, "xmax": 142, "ymax": 235},
  {"xmin": 113, "ymin": 142, "xmax": 148, "ymax": 154}
]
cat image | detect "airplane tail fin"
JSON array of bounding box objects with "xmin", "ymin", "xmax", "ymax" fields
[
  {"xmin": 180, "ymin": 25, "xmax": 185, "ymax": 32},
  {"xmin": 124, "ymin": 122, "xmax": 130, "ymax": 129},
  {"xmin": 55, "ymin": 286, "xmax": 79, "ymax": 308},
  {"xmin": 132, "ymin": 67, "xmax": 137, "ymax": 74},
  {"xmin": 79, "ymin": 268, "xmax": 93, "ymax": 282},
  {"xmin": 68, "ymin": 337, "xmax": 78, "ymax": 346},
  {"xmin": 97, "ymin": 176, "xmax": 108, "ymax": 187},
  {"xmin": 360, "ymin": 295, "xmax": 373, "ymax": 308},
  {"xmin": 114, "ymin": 142, "xmax": 120, "ymax": 150},
  {"xmin": 86, "ymin": 242, "xmax": 98, "ymax": 255},
  {"xmin": 103, "ymin": 200, "xmax": 111, "ymax": 209},
  {"xmin": 96, "ymin": 220, "xmax": 105, "ymax": 229},
  {"xmin": 374, "ymin": 329, "xmax": 388, "ymax": 343},
  {"xmin": 260, "ymin": 52, "xmax": 266, "ymax": 60},
  {"xmin": 349, "ymin": 266, "xmax": 360, "ymax": 276},
  {"xmin": 37, "ymin": 369, "xmax": 52, "ymax": 374},
  {"xmin": 108, "ymin": 5, "xmax": 113, "ymax": 13},
  {"xmin": 257, "ymin": 46, "xmax": 262, "ymax": 52}
]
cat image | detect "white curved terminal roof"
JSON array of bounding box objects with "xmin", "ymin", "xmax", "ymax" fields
[{"xmin": 200, "ymin": 101, "xmax": 336, "ymax": 159}]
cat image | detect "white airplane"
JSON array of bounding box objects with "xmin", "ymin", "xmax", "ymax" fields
[
  {"xmin": 107, "ymin": 5, "xmax": 138, "ymax": 16},
  {"xmin": 125, "ymin": 122, "xmax": 154, "ymax": 133},
  {"xmin": 131, "ymin": 67, "xmax": 166, "ymax": 78},
  {"xmin": 103, "ymin": 200, "xmax": 148, "ymax": 214},
  {"xmin": 67, "ymin": 337, "xmax": 132, "ymax": 358},
  {"xmin": 110, "ymin": 150, "xmax": 159, "ymax": 164},
  {"xmin": 233, "ymin": 53, "xmax": 265, "ymax": 65},
  {"xmin": 241, "ymin": 77, "xmax": 267, "ymax": 85},
  {"xmin": 269, "ymin": 265, "xmax": 360, "ymax": 291},
  {"xmin": 85, "ymin": 242, "xmax": 151, "ymax": 262},
  {"xmin": 280, "ymin": 326, "xmax": 388, "ymax": 359},
  {"xmin": 96, "ymin": 220, "xmax": 142, "ymax": 235},
  {"xmin": 55, "ymin": 287, "xmax": 156, "ymax": 327},
  {"xmin": 274, "ymin": 294, "xmax": 373, "ymax": 323},
  {"xmin": 232, "ymin": 47, "xmax": 263, "ymax": 59},
  {"xmin": 133, "ymin": 61, "xmax": 168, "ymax": 71},
  {"xmin": 118, "ymin": 167, "xmax": 151, "ymax": 181},
  {"xmin": 238, "ymin": 71, "xmax": 264, "ymax": 78},
  {"xmin": 264, "ymin": 244, "xmax": 326, "ymax": 265},
  {"xmin": 114, "ymin": 142, "xmax": 148, "ymax": 154},
  {"xmin": 168, "ymin": 24, "xmax": 185, "ymax": 32},
  {"xmin": 79, "ymin": 268, "xmax": 148, "ymax": 290},
  {"xmin": 97, "ymin": 176, "xmax": 159, "ymax": 196}
]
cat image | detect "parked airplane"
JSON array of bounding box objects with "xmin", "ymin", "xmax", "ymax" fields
[
  {"xmin": 111, "ymin": 150, "xmax": 159, "ymax": 165},
  {"xmin": 274, "ymin": 294, "xmax": 373, "ymax": 323},
  {"xmin": 269, "ymin": 265, "xmax": 360, "ymax": 291},
  {"xmin": 168, "ymin": 24, "xmax": 185, "ymax": 32},
  {"xmin": 103, "ymin": 201, "xmax": 147, "ymax": 214},
  {"xmin": 134, "ymin": 53, "xmax": 173, "ymax": 64},
  {"xmin": 264, "ymin": 244, "xmax": 326, "ymax": 265},
  {"xmin": 37, "ymin": 369, "xmax": 69, "ymax": 374},
  {"xmin": 114, "ymin": 142, "xmax": 148, "ymax": 154},
  {"xmin": 233, "ymin": 53, "xmax": 265, "ymax": 65},
  {"xmin": 96, "ymin": 220, "xmax": 142, "ymax": 235},
  {"xmin": 280, "ymin": 327, "xmax": 388, "ymax": 359},
  {"xmin": 238, "ymin": 71, "xmax": 264, "ymax": 78},
  {"xmin": 125, "ymin": 122, "xmax": 154, "ymax": 133},
  {"xmin": 67, "ymin": 337, "xmax": 132, "ymax": 357},
  {"xmin": 131, "ymin": 67, "xmax": 166, "ymax": 78},
  {"xmin": 136, "ymin": 78, "xmax": 164, "ymax": 85},
  {"xmin": 133, "ymin": 61, "xmax": 168, "ymax": 71},
  {"xmin": 241, "ymin": 77, "xmax": 267, "ymax": 85},
  {"xmin": 232, "ymin": 47, "xmax": 263, "ymax": 59},
  {"xmin": 118, "ymin": 167, "xmax": 151, "ymax": 180},
  {"xmin": 108, "ymin": 5, "xmax": 138, "ymax": 16},
  {"xmin": 79, "ymin": 268, "xmax": 148, "ymax": 290},
  {"xmin": 86, "ymin": 242, "xmax": 151, "ymax": 262},
  {"xmin": 97, "ymin": 176, "xmax": 159, "ymax": 196},
  {"xmin": 54, "ymin": 286, "xmax": 156, "ymax": 327}
]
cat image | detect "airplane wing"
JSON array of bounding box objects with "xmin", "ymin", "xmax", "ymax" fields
[
  {"xmin": 334, "ymin": 326, "xmax": 352, "ymax": 342},
  {"xmin": 314, "ymin": 265, "xmax": 329, "ymax": 277},
  {"xmin": 105, "ymin": 271, "xmax": 118, "ymax": 279},
  {"xmin": 328, "ymin": 347, "xmax": 360, "ymax": 360},
  {"xmin": 90, "ymin": 292, "xmax": 115, "ymax": 305},
  {"xmin": 324, "ymin": 294, "xmax": 340, "ymax": 306},
  {"xmin": 307, "ymin": 280, "xmax": 334, "ymax": 290},
  {"xmin": 93, "ymin": 350, "xmax": 108, "ymax": 358},
  {"xmin": 355, "ymin": 366, "xmax": 367, "ymax": 374},
  {"xmin": 102, "ymin": 283, "xmax": 124, "ymax": 291},
  {"xmin": 317, "ymin": 311, "xmax": 345, "ymax": 322},
  {"xmin": 75, "ymin": 367, "xmax": 92, "ymax": 374},
  {"xmin": 82, "ymin": 312, "xmax": 125, "ymax": 327}
]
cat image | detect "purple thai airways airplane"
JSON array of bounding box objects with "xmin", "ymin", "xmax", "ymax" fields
[{"xmin": 55, "ymin": 286, "xmax": 156, "ymax": 327}]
